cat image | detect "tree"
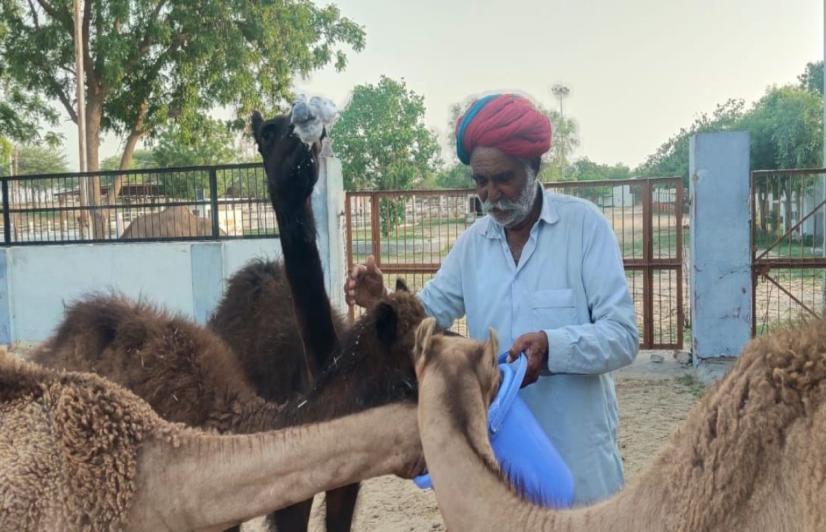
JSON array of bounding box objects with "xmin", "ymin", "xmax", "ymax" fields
[
  {"xmin": 150, "ymin": 116, "xmax": 236, "ymax": 168},
  {"xmin": 569, "ymin": 158, "xmax": 631, "ymax": 181},
  {"xmin": 430, "ymin": 163, "xmax": 471, "ymax": 189},
  {"xmin": 15, "ymin": 144, "xmax": 69, "ymax": 175},
  {"xmin": 0, "ymin": 18, "xmax": 58, "ymax": 145},
  {"xmin": 333, "ymin": 76, "xmax": 441, "ymax": 191},
  {"xmin": 541, "ymin": 107, "xmax": 579, "ymax": 181},
  {"xmin": 100, "ymin": 150, "xmax": 155, "ymax": 171},
  {"xmin": 739, "ymin": 86, "xmax": 822, "ymax": 171},
  {"xmin": 798, "ymin": 61, "xmax": 824, "ymax": 96},
  {"xmin": 332, "ymin": 76, "xmax": 441, "ymax": 235},
  {"xmin": 1, "ymin": 0, "xmax": 364, "ymax": 235}
]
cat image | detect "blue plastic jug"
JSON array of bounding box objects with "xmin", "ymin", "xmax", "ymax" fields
[{"xmin": 414, "ymin": 352, "xmax": 575, "ymax": 508}]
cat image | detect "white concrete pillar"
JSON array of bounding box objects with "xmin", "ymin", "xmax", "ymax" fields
[
  {"xmin": 689, "ymin": 131, "xmax": 752, "ymax": 368},
  {"xmin": 313, "ymin": 154, "xmax": 347, "ymax": 314}
]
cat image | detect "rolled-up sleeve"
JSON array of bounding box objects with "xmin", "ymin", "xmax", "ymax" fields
[
  {"xmin": 417, "ymin": 234, "xmax": 466, "ymax": 330},
  {"xmin": 545, "ymin": 212, "xmax": 639, "ymax": 375}
]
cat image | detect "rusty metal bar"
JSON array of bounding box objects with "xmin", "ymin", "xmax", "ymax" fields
[
  {"xmin": 641, "ymin": 179, "xmax": 654, "ymax": 348},
  {"xmin": 675, "ymin": 180, "xmax": 685, "ymax": 349},
  {"xmin": 752, "ymin": 167, "xmax": 826, "ymax": 177},
  {"xmin": 370, "ymin": 194, "xmax": 381, "ymax": 268},
  {"xmin": 345, "ymin": 193, "xmax": 355, "ymax": 321},
  {"xmin": 753, "ymin": 258, "xmax": 826, "ymax": 268},
  {"xmin": 754, "ymin": 198, "xmax": 826, "ymax": 262},
  {"xmin": 759, "ymin": 272, "xmax": 821, "ymax": 319}
]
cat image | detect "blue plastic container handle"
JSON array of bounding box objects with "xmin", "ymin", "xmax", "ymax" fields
[{"xmin": 414, "ymin": 352, "xmax": 575, "ymax": 508}]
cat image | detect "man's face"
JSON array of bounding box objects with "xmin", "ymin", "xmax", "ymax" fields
[{"xmin": 470, "ymin": 147, "xmax": 536, "ymax": 227}]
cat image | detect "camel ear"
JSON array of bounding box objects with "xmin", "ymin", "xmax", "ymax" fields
[
  {"xmin": 250, "ymin": 111, "xmax": 264, "ymax": 141},
  {"xmin": 414, "ymin": 317, "xmax": 437, "ymax": 367},
  {"xmin": 395, "ymin": 278, "xmax": 409, "ymax": 292},
  {"xmin": 484, "ymin": 327, "xmax": 499, "ymax": 364},
  {"xmin": 374, "ymin": 301, "xmax": 398, "ymax": 348}
]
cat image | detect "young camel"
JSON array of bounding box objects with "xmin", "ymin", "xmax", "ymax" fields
[
  {"xmin": 0, "ymin": 351, "xmax": 422, "ymax": 531},
  {"xmin": 413, "ymin": 317, "xmax": 826, "ymax": 531}
]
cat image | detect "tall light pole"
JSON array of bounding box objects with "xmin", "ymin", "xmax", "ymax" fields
[{"xmin": 73, "ymin": 0, "xmax": 88, "ymax": 238}]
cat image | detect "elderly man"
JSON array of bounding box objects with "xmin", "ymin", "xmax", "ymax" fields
[{"xmin": 345, "ymin": 93, "xmax": 638, "ymax": 505}]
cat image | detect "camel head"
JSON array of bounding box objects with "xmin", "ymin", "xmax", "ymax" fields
[
  {"xmin": 303, "ymin": 278, "xmax": 428, "ymax": 411},
  {"xmin": 250, "ymin": 111, "xmax": 322, "ymax": 209},
  {"xmin": 413, "ymin": 317, "xmax": 501, "ymax": 408}
]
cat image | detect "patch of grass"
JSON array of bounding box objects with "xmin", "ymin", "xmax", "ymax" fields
[{"xmin": 675, "ymin": 373, "xmax": 705, "ymax": 398}]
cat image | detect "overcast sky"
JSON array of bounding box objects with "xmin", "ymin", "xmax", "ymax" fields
[{"xmin": 61, "ymin": 0, "xmax": 822, "ymax": 170}]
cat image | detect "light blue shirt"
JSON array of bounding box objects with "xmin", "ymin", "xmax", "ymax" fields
[{"xmin": 417, "ymin": 187, "xmax": 639, "ymax": 506}]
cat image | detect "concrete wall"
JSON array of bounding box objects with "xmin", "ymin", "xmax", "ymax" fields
[
  {"xmin": 0, "ymin": 239, "xmax": 282, "ymax": 343},
  {"xmin": 0, "ymin": 155, "xmax": 347, "ymax": 344},
  {"xmin": 689, "ymin": 131, "xmax": 752, "ymax": 363}
]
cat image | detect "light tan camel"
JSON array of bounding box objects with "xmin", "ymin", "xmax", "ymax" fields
[
  {"xmin": 412, "ymin": 316, "xmax": 826, "ymax": 532},
  {"xmin": 0, "ymin": 351, "xmax": 421, "ymax": 532}
]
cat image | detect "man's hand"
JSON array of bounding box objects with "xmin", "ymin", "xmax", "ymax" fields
[
  {"xmin": 344, "ymin": 255, "xmax": 387, "ymax": 309},
  {"xmin": 508, "ymin": 331, "xmax": 549, "ymax": 388}
]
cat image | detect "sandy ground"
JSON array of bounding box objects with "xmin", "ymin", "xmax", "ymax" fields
[{"xmin": 244, "ymin": 351, "xmax": 703, "ymax": 532}]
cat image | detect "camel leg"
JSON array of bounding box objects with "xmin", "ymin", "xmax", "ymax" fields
[
  {"xmin": 266, "ymin": 498, "xmax": 313, "ymax": 532},
  {"xmin": 324, "ymin": 483, "xmax": 361, "ymax": 532}
]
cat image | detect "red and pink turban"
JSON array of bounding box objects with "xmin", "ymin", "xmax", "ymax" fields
[{"xmin": 455, "ymin": 94, "xmax": 553, "ymax": 165}]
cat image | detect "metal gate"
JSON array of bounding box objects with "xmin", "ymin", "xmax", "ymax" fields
[
  {"xmin": 751, "ymin": 169, "xmax": 826, "ymax": 335},
  {"xmin": 345, "ymin": 177, "xmax": 685, "ymax": 349}
]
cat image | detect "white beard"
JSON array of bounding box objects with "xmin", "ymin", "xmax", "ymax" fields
[{"xmin": 481, "ymin": 172, "xmax": 539, "ymax": 228}]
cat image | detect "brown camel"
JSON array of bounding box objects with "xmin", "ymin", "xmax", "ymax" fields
[
  {"xmin": 412, "ymin": 316, "xmax": 826, "ymax": 531},
  {"xmin": 0, "ymin": 350, "xmax": 422, "ymax": 531}
]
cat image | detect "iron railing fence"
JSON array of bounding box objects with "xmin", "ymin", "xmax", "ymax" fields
[
  {"xmin": 0, "ymin": 163, "xmax": 277, "ymax": 245},
  {"xmin": 346, "ymin": 178, "xmax": 687, "ymax": 349},
  {"xmin": 751, "ymin": 168, "xmax": 826, "ymax": 335}
]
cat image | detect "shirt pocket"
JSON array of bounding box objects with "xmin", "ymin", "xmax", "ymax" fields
[{"xmin": 531, "ymin": 288, "xmax": 577, "ymax": 330}]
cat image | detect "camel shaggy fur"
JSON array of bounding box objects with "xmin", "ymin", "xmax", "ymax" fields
[
  {"xmin": 32, "ymin": 282, "xmax": 423, "ymax": 433},
  {"xmin": 0, "ymin": 350, "xmax": 422, "ymax": 531},
  {"xmin": 208, "ymin": 259, "xmax": 347, "ymax": 404},
  {"xmin": 413, "ymin": 316, "xmax": 826, "ymax": 531}
]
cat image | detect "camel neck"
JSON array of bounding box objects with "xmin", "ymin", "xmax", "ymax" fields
[
  {"xmin": 270, "ymin": 196, "xmax": 340, "ymax": 380},
  {"xmin": 129, "ymin": 402, "xmax": 420, "ymax": 531},
  {"xmin": 418, "ymin": 370, "xmax": 665, "ymax": 531}
]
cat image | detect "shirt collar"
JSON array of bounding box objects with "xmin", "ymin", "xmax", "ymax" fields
[{"xmin": 482, "ymin": 185, "xmax": 559, "ymax": 239}]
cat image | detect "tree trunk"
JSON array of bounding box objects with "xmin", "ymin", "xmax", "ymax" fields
[
  {"xmin": 85, "ymin": 95, "xmax": 108, "ymax": 238},
  {"xmin": 105, "ymin": 126, "xmax": 144, "ymax": 210}
]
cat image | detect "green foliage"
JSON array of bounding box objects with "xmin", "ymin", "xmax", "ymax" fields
[
  {"xmin": 569, "ymin": 158, "xmax": 632, "ymax": 181},
  {"xmin": 738, "ymin": 86, "xmax": 822, "ymax": 170},
  {"xmin": 543, "ymin": 107, "xmax": 580, "ymax": 180},
  {"xmin": 150, "ymin": 117, "xmax": 237, "ymax": 168},
  {"xmin": 100, "ymin": 150, "xmax": 156, "ymax": 171},
  {"xmin": 14, "ymin": 144, "xmax": 69, "ymax": 175},
  {"xmin": 798, "ymin": 61, "xmax": 823, "ymax": 96},
  {"xmin": 0, "ymin": 16, "xmax": 58, "ymax": 144},
  {"xmin": 430, "ymin": 163, "xmax": 471, "ymax": 189},
  {"xmin": 332, "ymin": 76, "xmax": 441, "ymax": 194},
  {"xmin": 0, "ymin": 0, "xmax": 365, "ymax": 168}
]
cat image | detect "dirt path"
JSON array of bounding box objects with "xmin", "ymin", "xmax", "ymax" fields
[{"xmin": 245, "ymin": 353, "xmax": 702, "ymax": 532}]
